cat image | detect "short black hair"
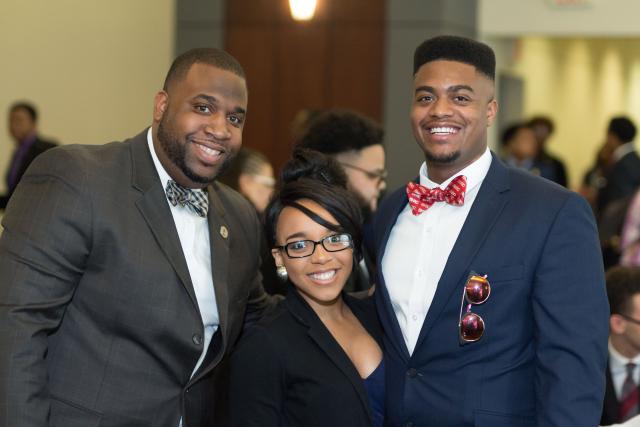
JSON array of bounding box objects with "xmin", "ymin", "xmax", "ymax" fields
[
  {"xmin": 218, "ymin": 147, "xmax": 271, "ymax": 191},
  {"xmin": 413, "ymin": 35, "xmax": 496, "ymax": 81},
  {"xmin": 296, "ymin": 109, "xmax": 383, "ymax": 155},
  {"xmin": 608, "ymin": 116, "xmax": 637, "ymax": 143},
  {"xmin": 163, "ymin": 48, "xmax": 245, "ymax": 91},
  {"xmin": 501, "ymin": 122, "xmax": 530, "ymax": 147},
  {"xmin": 527, "ymin": 116, "xmax": 555, "ymax": 134},
  {"xmin": 606, "ymin": 266, "xmax": 640, "ymax": 315},
  {"xmin": 264, "ymin": 149, "xmax": 363, "ymax": 261},
  {"xmin": 9, "ymin": 101, "xmax": 37, "ymax": 123}
]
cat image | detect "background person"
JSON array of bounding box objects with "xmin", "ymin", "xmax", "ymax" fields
[
  {"xmin": 597, "ymin": 116, "xmax": 640, "ymax": 216},
  {"xmin": 527, "ymin": 115, "xmax": 568, "ymax": 187},
  {"xmin": 218, "ymin": 147, "xmax": 275, "ymax": 215},
  {"xmin": 0, "ymin": 101, "xmax": 57, "ymax": 209},
  {"xmin": 602, "ymin": 266, "xmax": 640, "ymax": 425}
]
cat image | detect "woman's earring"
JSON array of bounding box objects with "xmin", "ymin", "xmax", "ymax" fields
[{"xmin": 276, "ymin": 265, "xmax": 288, "ymax": 281}]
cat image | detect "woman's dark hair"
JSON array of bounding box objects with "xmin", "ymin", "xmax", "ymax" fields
[{"xmin": 264, "ymin": 149, "xmax": 363, "ymax": 261}]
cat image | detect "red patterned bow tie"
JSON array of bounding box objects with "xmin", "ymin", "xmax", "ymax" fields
[{"xmin": 406, "ymin": 175, "xmax": 467, "ymax": 215}]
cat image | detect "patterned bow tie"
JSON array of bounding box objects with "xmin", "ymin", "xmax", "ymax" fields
[
  {"xmin": 406, "ymin": 175, "xmax": 467, "ymax": 216},
  {"xmin": 165, "ymin": 180, "xmax": 209, "ymax": 218}
]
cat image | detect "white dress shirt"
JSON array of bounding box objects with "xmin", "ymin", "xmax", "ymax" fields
[
  {"xmin": 381, "ymin": 148, "xmax": 492, "ymax": 355},
  {"xmin": 146, "ymin": 129, "xmax": 219, "ymax": 426},
  {"xmin": 609, "ymin": 340, "xmax": 640, "ymax": 400}
]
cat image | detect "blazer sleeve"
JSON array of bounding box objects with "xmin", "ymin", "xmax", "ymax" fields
[
  {"xmin": 532, "ymin": 192, "xmax": 609, "ymax": 426},
  {"xmin": 0, "ymin": 148, "xmax": 92, "ymax": 426},
  {"xmin": 229, "ymin": 324, "xmax": 284, "ymax": 426}
]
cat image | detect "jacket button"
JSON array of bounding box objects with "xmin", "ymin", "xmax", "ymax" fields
[
  {"xmin": 407, "ymin": 368, "xmax": 418, "ymax": 378},
  {"xmin": 192, "ymin": 334, "xmax": 202, "ymax": 346}
]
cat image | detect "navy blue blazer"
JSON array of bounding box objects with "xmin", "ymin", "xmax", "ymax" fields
[{"xmin": 371, "ymin": 153, "xmax": 609, "ymax": 427}]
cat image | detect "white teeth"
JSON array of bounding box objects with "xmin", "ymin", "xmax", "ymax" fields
[
  {"xmin": 198, "ymin": 145, "xmax": 221, "ymax": 156},
  {"xmin": 430, "ymin": 127, "xmax": 458, "ymax": 134},
  {"xmin": 310, "ymin": 270, "xmax": 336, "ymax": 281}
]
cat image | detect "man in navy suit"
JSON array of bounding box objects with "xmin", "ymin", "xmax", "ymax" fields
[
  {"xmin": 601, "ymin": 266, "xmax": 640, "ymax": 425},
  {"xmin": 371, "ymin": 35, "xmax": 609, "ymax": 426}
]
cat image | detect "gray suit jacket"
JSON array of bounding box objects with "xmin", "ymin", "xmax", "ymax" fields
[{"xmin": 0, "ymin": 129, "xmax": 272, "ymax": 427}]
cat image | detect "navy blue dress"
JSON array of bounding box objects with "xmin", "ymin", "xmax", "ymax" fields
[{"xmin": 363, "ymin": 360, "xmax": 385, "ymax": 427}]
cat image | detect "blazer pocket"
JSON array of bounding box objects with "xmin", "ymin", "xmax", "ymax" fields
[
  {"xmin": 473, "ymin": 409, "xmax": 534, "ymax": 427},
  {"xmin": 481, "ymin": 264, "xmax": 524, "ymax": 283},
  {"xmin": 50, "ymin": 396, "xmax": 102, "ymax": 427}
]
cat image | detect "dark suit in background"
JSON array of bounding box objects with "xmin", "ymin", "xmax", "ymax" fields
[
  {"xmin": 372, "ymin": 155, "xmax": 609, "ymax": 426},
  {"xmin": 229, "ymin": 287, "xmax": 382, "ymax": 427},
  {"xmin": 598, "ymin": 148, "xmax": 640, "ymax": 215},
  {"xmin": 601, "ymin": 363, "xmax": 640, "ymax": 425},
  {"xmin": 0, "ymin": 130, "xmax": 272, "ymax": 426},
  {"xmin": 0, "ymin": 135, "xmax": 57, "ymax": 209}
]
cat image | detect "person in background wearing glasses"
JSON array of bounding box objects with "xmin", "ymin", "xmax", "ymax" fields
[
  {"xmin": 369, "ymin": 35, "xmax": 608, "ymax": 426},
  {"xmin": 297, "ymin": 109, "xmax": 386, "ymax": 292},
  {"xmin": 218, "ymin": 147, "xmax": 284, "ymax": 295},
  {"xmin": 229, "ymin": 149, "xmax": 384, "ymax": 426},
  {"xmin": 601, "ymin": 266, "xmax": 640, "ymax": 426},
  {"xmin": 296, "ymin": 109, "xmax": 386, "ymax": 221},
  {"xmin": 218, "ymin": 147, "xmax": 275, "ymax": 216}
]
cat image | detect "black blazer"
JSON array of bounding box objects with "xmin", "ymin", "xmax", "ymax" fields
[
  {"xmin": 598, "ymin": 149, "xmax": 640, "ymax": 214},
  {"xmin": 1, "ymin": 136, "xmax": 57, "ymax": 209},
  {"xmin": 229, "ymin": 286, "xmax": 383, "ymax": 426}
]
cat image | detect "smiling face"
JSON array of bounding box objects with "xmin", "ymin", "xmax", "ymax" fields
[
  {"xmin": 271, "ymin": 199, "xmax": 354, "ymax": 308},
  {"xmin": 153, "ymin": 63, "xmax": 248, "ymax": 188},
  {"xmin": 411, "ymin": 60, "xmax": 497, "ymax": 183}
]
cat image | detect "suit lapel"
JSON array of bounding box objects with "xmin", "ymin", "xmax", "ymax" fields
[
  {"xmin": 414, "ymin": 154, "xmax": 511, "ymax": 351},
  {"xmin": 130, "ymin": 130, "xmax": 199, "ymax": 311},
  {"xmin": 286, "ymin": 290, "xmax": 373, "ymax": 420},
  {"xmin": 205, "ymin": 184, "xmax": 231, "ymax": 342}
]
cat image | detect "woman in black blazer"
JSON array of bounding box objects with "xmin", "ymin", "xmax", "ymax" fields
[{"xmin": 229, "ymin": 150, "xmax": 384, "ymax": 426}]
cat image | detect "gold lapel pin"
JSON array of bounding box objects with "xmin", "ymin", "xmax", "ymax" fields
[{"xmin": 219, "ymin": 225, "xmax": 229, "ymax": 239}]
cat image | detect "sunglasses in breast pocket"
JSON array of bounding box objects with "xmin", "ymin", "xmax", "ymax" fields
[{"xmin": 458, "ymin": 272, "xmax": 490, "ymax": 344}]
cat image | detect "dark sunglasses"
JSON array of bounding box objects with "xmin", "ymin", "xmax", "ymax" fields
[{"xmin": 458, "ymin": 273, "xmax": 490, "ymax": 343}]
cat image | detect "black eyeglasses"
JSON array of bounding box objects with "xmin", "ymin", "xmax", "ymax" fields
[
  {"xmin": 620, "ymin": 314, "xmax": 640, "ymax": 326},
  {"xmin": 276, "ymin": 233, "xmax": 353, "ymax": 259},
  {"xmin": 339, "ymin": 162, "xmax": 388, "ymax": 185},
  {"xmin": 458, "ymin": 273, "xmax": 490, "ymax": 343}
]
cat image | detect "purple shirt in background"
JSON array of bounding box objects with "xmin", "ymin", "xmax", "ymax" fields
[{"xmin": 7, "ymin": 133, "xmax": 37, "ymax": 192}]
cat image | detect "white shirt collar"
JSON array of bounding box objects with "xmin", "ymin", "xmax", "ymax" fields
[
  {"xmin": 613, "ymin": 142, "xmax": 636, "ymax": 162},
  {"xmin": 609, "ymin": 339, "xmax": 640, "ymax": 373},
  {"xmin": 418, "ymin": 147, "xmax": 492, "ymax": 192},
  {"xmin": 147, "ymin": 127, "xmax": 172, "ymax": 190}
]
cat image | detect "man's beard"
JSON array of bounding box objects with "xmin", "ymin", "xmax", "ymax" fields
[
  {"xmin": 157, "ymin": 116, "xmax": 234, "ymax": 185},
  {"xmin": 424, "ymin": 149, "xmax": 460, "ymax": 165}
]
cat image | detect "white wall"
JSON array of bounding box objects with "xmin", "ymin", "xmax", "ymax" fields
[
  {"xmin": 0, "ymin": 0, "xmax": 174, "ymax": 193},
  {"xmin": 480, "ymin": 0, "xmax": 640, "ymax": 37}
]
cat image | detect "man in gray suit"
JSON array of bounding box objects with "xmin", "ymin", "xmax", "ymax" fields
[{"xmin": 0, "ymin": 48, "xmax": 273, "ymax": 426}]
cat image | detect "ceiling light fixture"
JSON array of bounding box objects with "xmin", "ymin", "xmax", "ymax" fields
[{"xmin": 289, "ymin": 0, "xmax": 317, "ymax": 21}]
